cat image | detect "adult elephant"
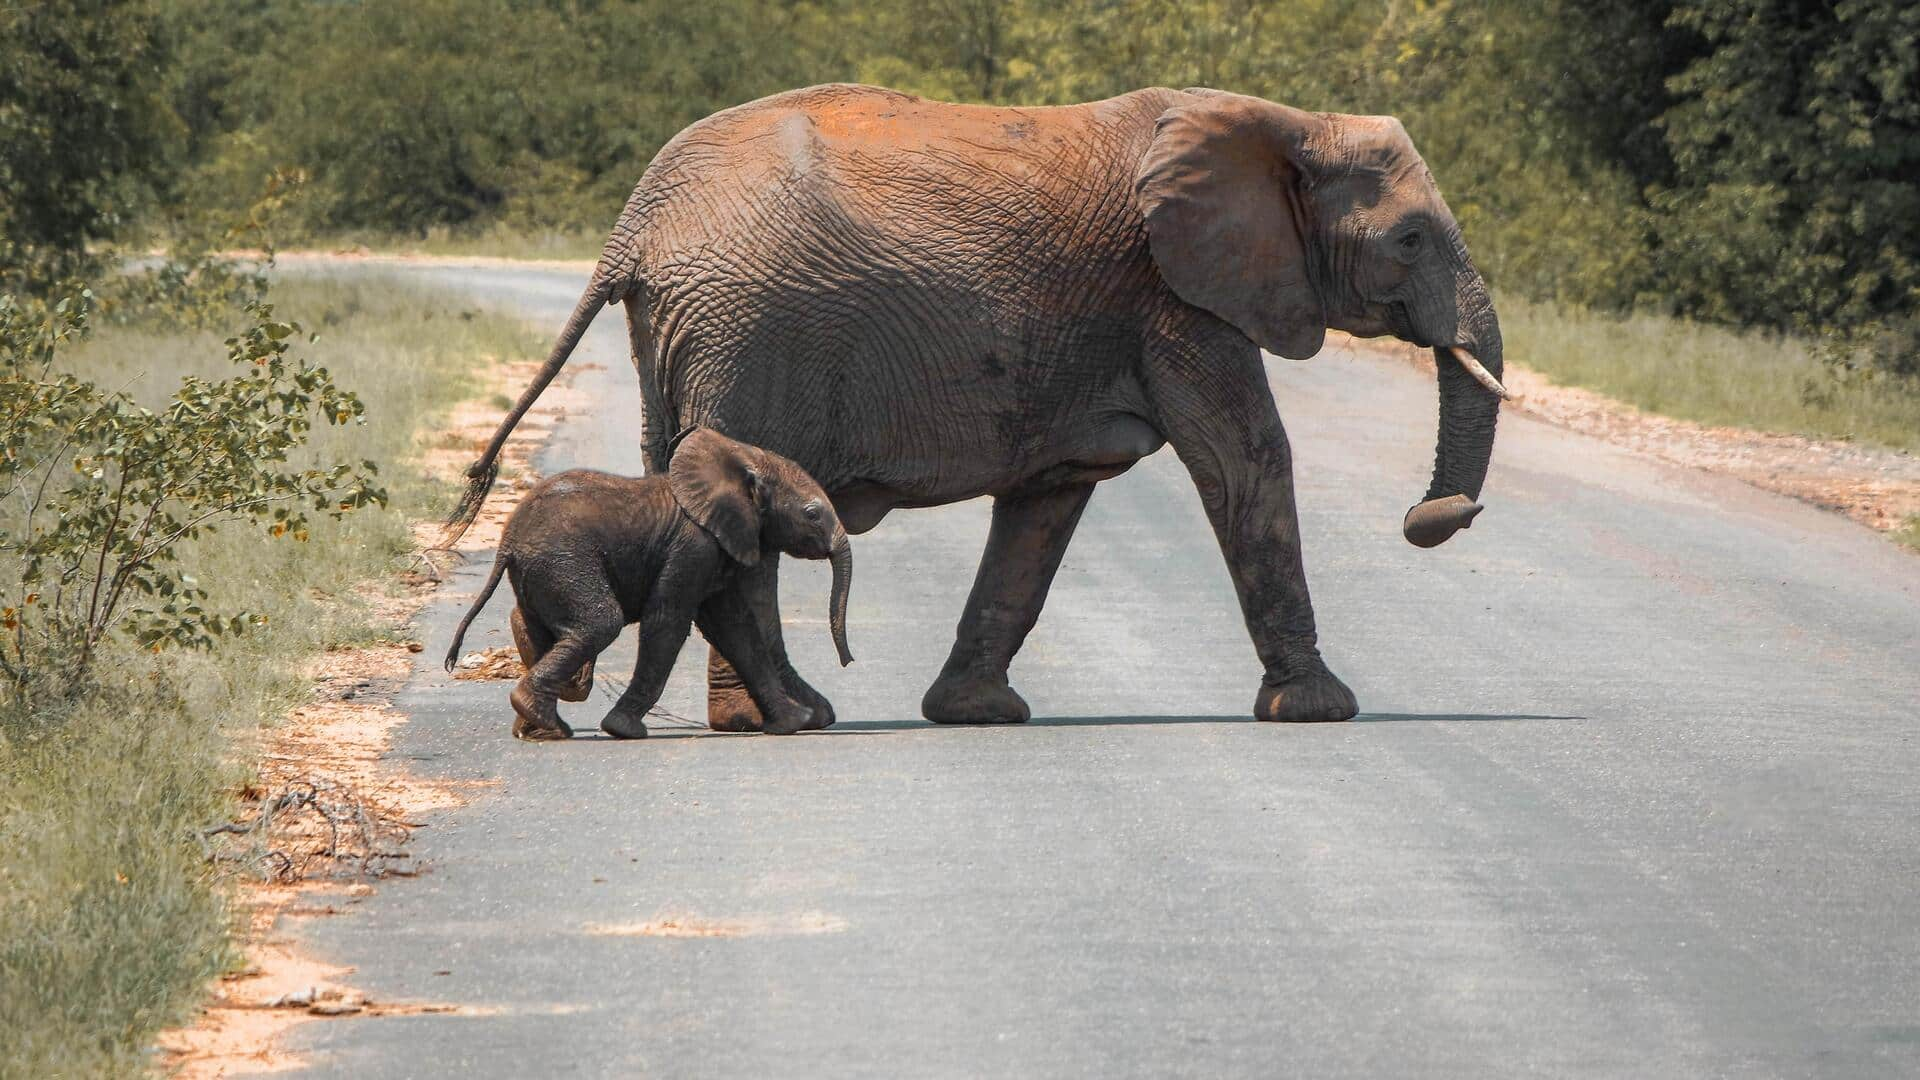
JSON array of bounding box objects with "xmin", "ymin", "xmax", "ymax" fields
[{"xmin": 452, "ymin": 83, "xmax": 1509, "ymax": 728}]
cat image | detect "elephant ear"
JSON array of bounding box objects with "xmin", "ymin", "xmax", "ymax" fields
[
  {"xmin": 668, "ymin": 428, "xmax": 762, "ymax": 566},
  {"xmin": 1135, "ymin": 90, "xmax": 1328, "ymax": 360}
]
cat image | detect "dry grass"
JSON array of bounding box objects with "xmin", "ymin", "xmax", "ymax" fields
[
  {"xmin": 1500, "ymin": 293, "xmax": 1920, "ymax": 453},
  {"xmin": 310, "ymin": 224, "xmax": 604, "ymax": 262},
  {"xmin": 1895, "ymin": 516, "xmax": 1920, "ymax": 552}
]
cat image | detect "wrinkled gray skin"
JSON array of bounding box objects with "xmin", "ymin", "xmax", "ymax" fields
[
  {"xmin": 445, "ymin": 428, "xmax": 854, "ymax": 741},
  {"xmin": 454, "ymin": 84, "xmax": 1505, "ymax": 727}
]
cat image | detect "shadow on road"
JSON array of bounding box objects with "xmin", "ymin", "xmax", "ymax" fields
[
  {"xmin": 1355, "ymin": 712, "xmax": 1587, "ymax": 723},
  {"xmin": 542, "ymin": 712, "xmax": 1586, "ymax": 741}
]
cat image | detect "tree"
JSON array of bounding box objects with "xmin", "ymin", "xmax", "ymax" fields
[
  {"xmin": 0, "ymin": 0, "xmax": 178, "ymax": 290},
  {"xmin": 1654, "ymin": 0, "xmax": 1920, "ymax": 348}
]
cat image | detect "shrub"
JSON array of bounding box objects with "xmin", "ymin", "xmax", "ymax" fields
[{"xmin": 0, "ymin": 279, "xmax": 384, "ymax": 698}]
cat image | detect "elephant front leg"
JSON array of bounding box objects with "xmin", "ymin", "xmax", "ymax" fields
[
  {"xmin": 923, "ymin": 482, "xmax": 1095, "ymax": 724},
  {"xmin": 697, "ymin": 585, "xmax": 827, "ymax": 736},
  {"xmin": 1150, "ymin": 347, "xmax": 1357, "ymax": 723},
  {"xmin": 703, "ymin": 556, "xmax": 834, "ymax": 732},
  {"xmin": 601, "ymin": 604, "xmax": 694, "ymax": 740}
]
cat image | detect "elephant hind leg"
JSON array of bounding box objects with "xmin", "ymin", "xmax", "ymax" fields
[
  {"xmin": 511, "ymin": 605, "xmax": 594, "ymax": 702},
  {"xmin": 511, "ymin": 613, "xmax": 622, "ymax": 742},
  {"xmin": 923, "ymin": 481, "xmax": 1095, "ymax": 724}
]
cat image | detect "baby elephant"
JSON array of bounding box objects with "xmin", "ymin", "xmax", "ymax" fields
[{"xmin": 445, "ymin": 428, "xmax": 853, "ymax": 741}]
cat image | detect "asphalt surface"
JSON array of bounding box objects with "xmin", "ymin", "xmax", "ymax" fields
[{"xmin": 287, "ymin": 263, "xmax": 1920, "ymax": 1078}]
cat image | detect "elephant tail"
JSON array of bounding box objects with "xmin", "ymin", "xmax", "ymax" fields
[
  {"xmin": 441, "ymin": 273, "xmax": 618, "ymax": 547},
  {"xmin": 444, "ymin": 549, "xmax": 511, "ymax": 674}
]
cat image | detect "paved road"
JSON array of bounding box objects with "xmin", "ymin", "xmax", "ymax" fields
[{"xmin": 288, "ymin": 263, "xmax": 1920, "ymax": 1078}]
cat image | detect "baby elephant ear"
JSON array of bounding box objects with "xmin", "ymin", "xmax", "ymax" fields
[{"xmin": 668, "ymin": 428, "xmax": 762, "ymax": 566}]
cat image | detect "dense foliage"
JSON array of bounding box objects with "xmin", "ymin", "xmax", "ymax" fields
[
  {"xmin": 5, "ymin": 0, "xmax": 1918, "ymax": 368},
  {"xmin": 0, "ymin": 0, "xmax": 178, "ymax": 291}
]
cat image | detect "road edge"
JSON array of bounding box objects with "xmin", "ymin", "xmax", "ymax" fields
[{"xmin": 154, "ymin": 317, "xmax": 588, "ymax": 1077}]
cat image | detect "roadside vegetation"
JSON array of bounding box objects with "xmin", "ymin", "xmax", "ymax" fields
[
  {"xmin": 1501, "ymin": 296, "xmax": 1920, "ymax": 454},
  {"xmin": 1897, "ymin": 517, "xmax": 1920, "ymax": 551},
  {"xmin": 0, "ymin": 263, "xmax": 541, "ymax": 1075},
  {"xmin": 303, "ymin": 226, "xmax": 603, "ymax": 264}
]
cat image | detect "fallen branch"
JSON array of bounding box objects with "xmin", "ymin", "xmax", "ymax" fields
[{"xmin": 198, "ymin": 776, "xmax": 414, "ymax": 884}]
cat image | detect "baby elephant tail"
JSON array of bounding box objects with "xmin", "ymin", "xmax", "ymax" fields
[{"xmin": 444, "ymin": 551, "xmax": 511, "ymax": 673}]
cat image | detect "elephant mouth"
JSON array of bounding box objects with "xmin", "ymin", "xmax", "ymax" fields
[{"xmin": 1387, "ymin": 300, "xmax": 1421, "ymax": 343}]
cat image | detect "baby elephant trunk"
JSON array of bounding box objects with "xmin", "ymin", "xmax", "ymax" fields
[{"xmin": 828, "ymin": 529, "xmax": 854, "ymax": 666}]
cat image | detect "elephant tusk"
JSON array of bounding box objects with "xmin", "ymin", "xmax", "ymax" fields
[{"xmin": 1448, "ymin": 346, "xmax": 1513, "ymax": 400}]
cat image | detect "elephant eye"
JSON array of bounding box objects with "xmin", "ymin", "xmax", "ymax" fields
[
  {"xmin": 1396, "ymin": 229, "xmax": 1424, "ymax": 256},
  {"xmin": 804, "ymin": 502, "xmax": 822, "ymax": 521}
]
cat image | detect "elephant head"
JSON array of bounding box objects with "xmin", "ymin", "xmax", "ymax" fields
[
  {"xmin": 668, "ymin": 427, "xmax": 855, "ymax": 665},
  {"xmin": 1136, "ymin": 90, "xmax": 1507, "ymax": 548}
]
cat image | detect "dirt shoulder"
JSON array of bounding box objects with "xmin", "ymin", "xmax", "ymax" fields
[
  {"xmin": 156, "ymin": 354, "xmax": 588, "ymax": 1077},
  {"xmin": 1362, "ymin": 336, "xmax": 1920, "ymax": 544}
]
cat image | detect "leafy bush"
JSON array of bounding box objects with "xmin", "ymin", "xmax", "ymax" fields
[{"xmin": 0, "ymin": 280, "xmax": 383, "ymax": 698}]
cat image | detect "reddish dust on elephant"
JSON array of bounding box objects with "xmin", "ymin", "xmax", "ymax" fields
[{"xmin": 446, "ymin": 83, "xmax": 1508, "ymax": 730}]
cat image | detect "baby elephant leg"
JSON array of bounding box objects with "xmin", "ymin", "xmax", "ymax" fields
[
  {"xmin": 696, "ymin": 586, "xmax": 827, "ymax": 736},
  {"xmin": 511, "ymin": 606, "xmax": 621, "ymax": 742},
  {"xmin": 601, "ymin": 603, "xmax": 696, "ymax": 740},
  {"xmin": 511, "ymin": 605, "xmax": 593, "ymax": 702}
]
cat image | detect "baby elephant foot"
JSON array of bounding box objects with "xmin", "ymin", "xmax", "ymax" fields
[
  {"xmin": 707, "ymin": 666, "xmax": 834, "ymax": 732},
  {"xmin": 922, "ymin": 671, "xmax": 1030, "ymax": 725},
  {"xmin": 760, "ymin": 698, "xmax": 822, "ymax": 736},
  {"xmin": 1254, "ymin": 669, "xmax": 1358, "ymax": 724},
  {"xmin": 782, "ymin": 666, "xmax": 836, "ymax": 729},
  {"xmin": 600, "ymin": 701, "xmax": 650, "ymax": 740},
  {"xmin": 510, "ymin": 682, "xmax": 573, "ymax": 742}
]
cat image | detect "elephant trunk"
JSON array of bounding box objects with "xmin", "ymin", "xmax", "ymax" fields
[
  {"xmin": 827, "ymin": 528, "xmax": 854, "ymax": 666},
  {"xmin": 1403, "ymin": 285, "xmax": 1504, "ymax": 548}
]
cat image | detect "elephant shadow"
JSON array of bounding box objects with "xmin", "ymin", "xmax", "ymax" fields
[
  {"xmin": 822, "ymin": 711, "xmax": 1585, "ymax": 732},
  {"xmin": 549, "ymin": 711, "xmax": 1585, "ymax": 740}
]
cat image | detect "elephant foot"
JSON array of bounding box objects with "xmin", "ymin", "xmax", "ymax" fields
[
  {"xmin": 706, "ymin": 662, "xmax": 836, "ymax": 733},
  {"xmin": 922, "ymin": 671, "xmax": 1030, "ymax": 725},
  {"xmin": 785, "ymin": 671, "xmax": 835, "ymax": 729},
  {"xmin": 510, "ymin": 682, "xmax": 573, "ymax": 741},
  {"xmin": 600, "ymin": 702, "xmax": 650, "ymax": 740},
  {"xmin": 1254, "ymin": 670, "xmax": 1357, "ymax": 724},
  {"xmin": 707, "ymin": 682, "xmax": 763, "ymax": 733},
  {"xmin": 760, "ymin": 699, "xmax": 820, "ymax": 737}
]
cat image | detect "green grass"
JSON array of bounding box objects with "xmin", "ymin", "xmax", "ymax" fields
[
  {"xmin": 0, "ymin": 274, "xmax": 542, "ymax": 1076},
  {"xmin": 1499, "ymin": 293, "xmax": 1920, "ymax": 453}
]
